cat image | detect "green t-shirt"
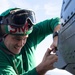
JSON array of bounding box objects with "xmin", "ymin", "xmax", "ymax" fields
[{"xmin": 0, "ymin": 17, "xmax": 60, "ymax": 75}]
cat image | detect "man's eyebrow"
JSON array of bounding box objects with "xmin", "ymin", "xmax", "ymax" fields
[{"xmin": 12, "ymin": 35, "xmax": 21, "ymax": 38}]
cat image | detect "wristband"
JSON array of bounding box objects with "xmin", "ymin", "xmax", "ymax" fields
[{"xmin": 53, "ymin": 31, "xmax": 59, "ymax": 38}]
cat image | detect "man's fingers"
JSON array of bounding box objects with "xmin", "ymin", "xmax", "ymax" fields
[{"xmin": 45, "ymin": 48, "xmax": 52, "ymax": 56}]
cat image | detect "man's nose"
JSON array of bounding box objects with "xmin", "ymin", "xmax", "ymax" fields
[{"xmin": 18, "ymin": 40, "xmax": 26, "ymax": 47}]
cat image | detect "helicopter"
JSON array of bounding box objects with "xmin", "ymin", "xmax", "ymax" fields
[{"xmin": 54, "ymin": 0, "xmax": 75, "ymax": 74}]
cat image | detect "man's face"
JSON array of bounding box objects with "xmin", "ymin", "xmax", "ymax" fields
[{"xmin": 4, "ymin": 34, "xmax": 28, "ymax": 54}]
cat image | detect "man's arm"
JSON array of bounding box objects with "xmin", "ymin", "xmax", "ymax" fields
[
  {"xmin": 36, "ymin": 48, "xmax": 58, "ymax": 75},
  {"xmin": 30, "ymin": 17, "xmax": 61, "ymax": 46},
  {"xmin": 50, "ymin": 24, "xmax": 61, "ymax": 52}
]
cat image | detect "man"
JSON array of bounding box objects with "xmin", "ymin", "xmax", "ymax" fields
[{"xmin": 0, "ymin": 8, "xmax": 60, "ymax": 75}]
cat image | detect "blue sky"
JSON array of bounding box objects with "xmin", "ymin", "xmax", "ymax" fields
[
  {"xmin": 0, "ymin": 0, "xmax": 62, "ymax": 22},
  {"xmin": 0, "ymin": 0, "xmax": 72, "ymax": 75}
]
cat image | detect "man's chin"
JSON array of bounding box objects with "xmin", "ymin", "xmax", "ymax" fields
[{"xmin": 13, "ymin": 49, "xmax": 21, "ymax": 54}]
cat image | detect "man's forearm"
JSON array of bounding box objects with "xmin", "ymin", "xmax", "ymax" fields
[
  {"xmin": 53, "ymin": 24, "xmax": 60, "ymax": 38},
  {"xmin": 36, "ymin": 63, "xmax": 47, "ymax": 75},
  {"xmin": 54, "ymin": 24, "xmax": 60, "ymax": 32}
]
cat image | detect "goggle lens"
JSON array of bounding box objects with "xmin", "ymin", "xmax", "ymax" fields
[{"xmin": 0, "ymin": 9, "xmax": 36, "ymax": 28}]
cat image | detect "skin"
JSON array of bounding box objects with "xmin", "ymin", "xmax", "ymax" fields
[
  {"xmin": 3, "ymin": 24, "xmax": 60, "ymax": 75},
  {"xmin": 50, "ymin": 25, "xmax": 61, "ymax": 52},
  {"xmin": 36, "ymin": 48, "xmax": 58, "ymax": 75},
  {"xmin": 4, "ymin": 34, "xmax": 58, "ymax": 75},
  {"xmin": 4, "ymin": 34, "xmax": 28, "ymax": 54},
  {"xmin": 36, "ymin": 25, "xmax": 60, "ymax": 75}
]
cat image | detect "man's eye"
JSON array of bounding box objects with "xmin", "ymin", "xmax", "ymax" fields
[{"xmin": 16, "ymin": 39, "xmax": 21, "ymax": 41}]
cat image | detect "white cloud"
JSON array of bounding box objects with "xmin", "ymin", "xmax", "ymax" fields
[
  {"xmin": 0, "ymin": 0, "xmax": 10, "ymax": 13},
  {"xmin": 0, "ymin": 0, "xmax": 32, "ymax": 13},
  {"xmin": 44, "ymin": 1, "xmax": 62, "ymax": 17},
  {"xmin": 33, "ymin": 5, "xmax": 40, "ymax": 11},
  {"xmin": 45, "ymin": 68, "xmax": 73, "ymax": 75}
]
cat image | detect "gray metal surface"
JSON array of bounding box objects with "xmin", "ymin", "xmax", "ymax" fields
[{"xmin": 55, "ymin": 0, "xmax": 75, "ymax": 74}]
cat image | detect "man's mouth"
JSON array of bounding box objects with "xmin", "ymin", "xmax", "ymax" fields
[{"xmin": 14, "ymin": 46, "xmax": 21, "ymax": 50}]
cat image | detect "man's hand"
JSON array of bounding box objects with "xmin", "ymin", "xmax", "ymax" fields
[
  {"xmin": 50, "ymin": 36, "xmax": 58, "ymax": 52},
  {"xmin": 36, "ymin": 48, "xmax": 58, "ymax": 75}
]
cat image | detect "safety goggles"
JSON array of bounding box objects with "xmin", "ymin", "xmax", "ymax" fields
[{"xmin": 0, "ymin": 9, "xmax": 36, "ymax": 28}]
